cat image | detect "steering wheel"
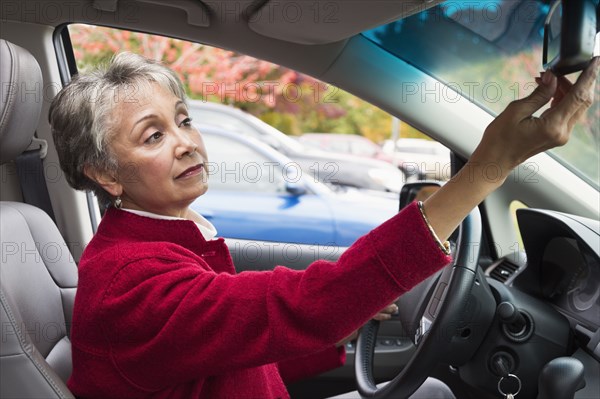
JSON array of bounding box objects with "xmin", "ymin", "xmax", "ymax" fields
[{"xmin": 355, "ymin": 207, "xmax": 483, "ymax": 398}]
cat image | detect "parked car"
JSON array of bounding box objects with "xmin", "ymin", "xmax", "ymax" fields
[
  {"xmin": 297, "ymin": 132, "xmax": 419, "ymax": 179},
  {"xmin": 188, "ymin": 101, "xmax": 406, "ymax": 192},
  {"xmin": 1, "ymin": 1, "xmax": 599, "ymax": 399},
  {"xmin": 191, "ymin": 125, "xmax": 398, "ymax": 247},
  {"xmin": 298, "ymin": 133, "xmax": 388, "ymax": 160},
  {"xmin": 382, "ymin": 138, "xmax": 451, "ymax": 180}
]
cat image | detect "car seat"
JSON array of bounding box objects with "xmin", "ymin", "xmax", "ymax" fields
[{"xmin": 0, "ymin": 38, "xmax": 77, "ymax": 398}]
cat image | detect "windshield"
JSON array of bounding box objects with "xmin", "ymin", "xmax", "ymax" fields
[{"xmin": 363, "ymin": 0, "xmax": 599, "ymax": 188}]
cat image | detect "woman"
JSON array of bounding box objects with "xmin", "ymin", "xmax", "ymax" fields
[{"xmin": 49, "ymin": 53, "xmax": 598, "ymax": 398}]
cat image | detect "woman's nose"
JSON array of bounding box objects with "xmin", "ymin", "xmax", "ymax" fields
[{"xmin": 174, "ymin": 130, "xmax": 197, "ymax": 158}]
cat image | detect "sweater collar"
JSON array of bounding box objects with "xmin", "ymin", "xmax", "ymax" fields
[
  {"xmin": 97, "ymin": 208, "xmax": 225, "ymax": 253},
  {"xmin": 120, "ymin": 208, "xmax": 217, "ymax": 241}
]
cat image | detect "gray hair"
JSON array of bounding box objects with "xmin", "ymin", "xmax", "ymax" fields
[{"xmin": 49, "ymin": 52, "xmax": 187, "ymax": 206}]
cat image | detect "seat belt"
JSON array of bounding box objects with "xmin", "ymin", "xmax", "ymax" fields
[{"xmin": 15, "ymin": 137, "xmax": 56, "ymax": 222}]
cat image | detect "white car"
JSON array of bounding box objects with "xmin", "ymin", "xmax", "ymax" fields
[
  {"xmin": 188, "ymin": 101, "xmax": 406, "ymax": 193},
  {"xmin": 382, "ymin": 138, "xmax": 451, "ymax": 180}
]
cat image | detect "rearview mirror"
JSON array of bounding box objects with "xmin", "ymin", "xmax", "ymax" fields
[{"xmin": 543, "ymin": 0, "xmax": 599, "ymax": 76}]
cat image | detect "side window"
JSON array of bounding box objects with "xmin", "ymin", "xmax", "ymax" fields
[
  {"xmin": 202, "ymin": 134, "xmax": 285, "ymax": 193},
  {"xmin": 190, "ymin": 108, "xmax": 262, "ymax": 137},
  {"xmin": 68, "ymin": 24, "xmax": 435, "ymax": 141},
  {"xmin": 68, "ymin": 23, "xmax": 448, "ymax": 195}
]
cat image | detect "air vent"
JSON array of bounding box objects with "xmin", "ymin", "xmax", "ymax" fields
[{"xmin": 489, "ymin": 260, "xmax": 520, "ymax": 283}]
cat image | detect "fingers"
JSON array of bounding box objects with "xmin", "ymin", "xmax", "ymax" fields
[
  {"xmin": 545, "ymin": 57, "xmax": 600, "ymax": 124},
  {"xmin": 542, "ymin": 75, "xmax": 572, "ymax": 108},
  {"xmin": 373, "ymin": 302, "xmax": 399, "ymax": 321},
  {"xmin": 539, "ymin": 76, "xmax": 574, "ymax": 117},
  {"xmin": 555, "ymin": 75, "xmax": 573, "ymax": 100},
  {"xmin": 509, "ymin": 71, "xmax": 557, "ymax": 120}
]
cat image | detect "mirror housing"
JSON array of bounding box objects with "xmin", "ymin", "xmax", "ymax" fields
[
  {"xmin": 398, "ymin": 181, "xmax": 441, "ymax": 211},
  {"xmin": 543, "ymin": 0, "xmax": 598, "ymax": 76}
]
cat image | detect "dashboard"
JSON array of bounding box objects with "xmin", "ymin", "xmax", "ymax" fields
[
  {"xmin": 541, "ymin": 236, "xmax": 600, "ymax": 328},
  {"xmin": 508, "ymin": 209, "xmax": 600, "ymax": 353},
  {"xmin": 474, "ymin": 208, "xmax": 600, "ymax": 398}
]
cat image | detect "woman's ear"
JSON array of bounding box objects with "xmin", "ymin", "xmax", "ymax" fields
[{"xmin": 84, "ymin": 165, "xmax": 122, "ymax": 197}]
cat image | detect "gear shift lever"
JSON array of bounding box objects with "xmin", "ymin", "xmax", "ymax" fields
[{"xmin": 537, "ymin": 357, "xmax": 585, "ymax": 399}]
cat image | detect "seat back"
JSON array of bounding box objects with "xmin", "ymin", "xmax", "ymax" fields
[{"xmin": 0, "ymin": 39, "xmax": 76, "ymax": 399}]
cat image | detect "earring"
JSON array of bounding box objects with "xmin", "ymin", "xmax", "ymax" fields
[{"xmin": 114, "ymin": 196, "xmax": 122, "ymax": 209}]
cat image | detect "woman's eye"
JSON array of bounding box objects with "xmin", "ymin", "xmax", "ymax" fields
[
  {"xmin": 145, "ymin": 131, "xmax": 163, "ymax": 144},
  {"xmin": 180, "ymin": 117, "xmax": 193, "ymax": 127}
]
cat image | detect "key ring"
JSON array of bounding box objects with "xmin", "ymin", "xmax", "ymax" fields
[{"xmin": 498, "ymin": 373, "xmax": 522, "ymax": 397}]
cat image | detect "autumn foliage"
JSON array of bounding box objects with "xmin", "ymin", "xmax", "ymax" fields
[{"xmin": 69, "ymin": 24, "xmax": 406, "ymax": 141}]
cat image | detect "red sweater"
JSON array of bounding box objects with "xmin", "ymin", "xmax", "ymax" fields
[{"xmin": 68, "ymin": 202, "xmax": 451, "ymax": 398}]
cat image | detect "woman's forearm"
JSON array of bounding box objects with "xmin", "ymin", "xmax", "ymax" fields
[{"xmin": 422, "ymin": 159, "xmax": 504, "ymax": 242}]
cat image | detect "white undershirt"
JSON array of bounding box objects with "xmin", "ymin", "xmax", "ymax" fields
[{"xmin": 122, "ymin": 208, "xmax": 218, "ymax": 241}]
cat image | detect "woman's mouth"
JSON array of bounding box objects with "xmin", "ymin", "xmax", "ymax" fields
[{"xmin": 176, "ymin": 164, "xmax": 204, "ymax": 179}]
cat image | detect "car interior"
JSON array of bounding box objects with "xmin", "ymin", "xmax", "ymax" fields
[{"xmin": 1, "ymin": 1, "xmax": 599, "ymax": 398}]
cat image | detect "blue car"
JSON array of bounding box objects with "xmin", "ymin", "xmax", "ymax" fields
[{"xmin": 191, "ymin": 125, "xmax": 399, "ymax": 247}]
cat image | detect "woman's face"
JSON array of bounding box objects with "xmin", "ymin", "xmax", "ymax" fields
[{"xmin": 97, "ymin": 82, "xmax": 209, "ymax": 217}]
